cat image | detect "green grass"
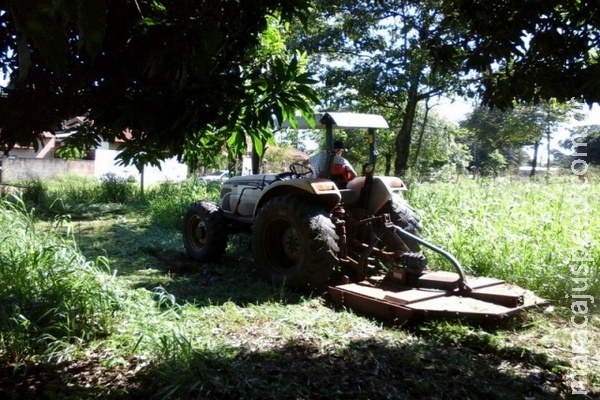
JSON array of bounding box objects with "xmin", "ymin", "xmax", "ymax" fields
[
  {"xmin": 405, "ymin": 176, "xmax": 600, "ymax": 305},
  {"xmin": 0, "ymin": 199, "xmax": 124, "ymax": 362},
  {"xmin": 0, "ymin": 173, "xmax": 598, "ymax": 399}
]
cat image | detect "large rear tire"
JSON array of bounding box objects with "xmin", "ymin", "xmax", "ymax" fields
[
  {"xmin": 183, "ymin": 201, "xmax": 228, "ymax": 262},
  {"xmin": 252, "ymin": 196, "xmax": 339, "ymax": 289},
  {"xmin": 378, "ymin": 198, "xmax": 422, "ymax": 252}
]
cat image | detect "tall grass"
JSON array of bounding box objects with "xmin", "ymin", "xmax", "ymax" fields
[
  {"xmin": 15, "ymin": 173, "xmax": 139, "ymax": 218},
  {"xmin": 144, "ymin": 178, "xmax": 222, "ymax": 229},
  {"xmin": 9, "ymin": 173, "xmax": 598, "ymax": 307},
  {"xmin": 405, "ymin": 176, "xmax": 600, "ymax": 306},
  {"xmin": 0, "ymin": 192, "xmax": 214, "ymax": 365},
  {"xmin": 97, "ymin": 172, "xmax": 138, "ymax": 203},
  {"xmin": 0, "ymin": 198, "xmax": 124, "ymax": 361}
]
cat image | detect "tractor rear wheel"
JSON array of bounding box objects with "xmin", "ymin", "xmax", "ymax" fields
[
  {"xmin": 252, "ymin": 196, "xmax": 339, "ymax": 289},
  {"xmin": 379, "ymin": 198, "xmax": 422, "ymax": 252},
  {"xmin": 183, "ymin": 201, "xmax": 228, "ymax": 262}
]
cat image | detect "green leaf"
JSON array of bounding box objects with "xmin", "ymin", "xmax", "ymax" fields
[{"xmin": 251, "ymin": 133, "xmax": 264, "ymax": 157}]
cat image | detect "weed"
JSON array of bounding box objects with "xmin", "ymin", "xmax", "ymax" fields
[
  {"xmin": 0, "ymin": 199, "xmax": 124, "ymax": 361},
  {"xmin": 21, "ymin": 178, "xmax": 48, "ymax": 209},
  {"xmin": 405, "ymin": 177, "xmax": 600, "ymax": 306},
  {"xmin": 98, "ymin": 173, "xmax": 138, "ymax": 204}
]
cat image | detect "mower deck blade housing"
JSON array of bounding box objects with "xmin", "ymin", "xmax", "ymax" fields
[{"xmin": 328, "ymin": 271, "xmax": 548, "ymax": 324}]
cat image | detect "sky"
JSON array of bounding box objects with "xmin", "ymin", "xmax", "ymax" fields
[{"xmin": 434, "ymin": 96, "xmax": 600, "ymax": 127}]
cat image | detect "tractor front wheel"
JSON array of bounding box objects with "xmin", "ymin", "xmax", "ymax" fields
[
  {"xmin": 252, "ymin": 196, "xmax": 339, "ymax": 289},
  {"xmin": 183, "ymin": 201, "xmax": 228, "ymax": 262}
]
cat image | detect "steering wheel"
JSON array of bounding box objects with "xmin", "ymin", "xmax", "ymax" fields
[{"xmin": 289, "ymin": 162, "xmax": 313, "ymax": 178}]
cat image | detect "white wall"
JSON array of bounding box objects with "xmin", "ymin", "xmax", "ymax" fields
[
  {"xmin": 1, "ymin": 150, "xmax": 189, "ymax": 185},
  {"xmin": 94, "ymin": 149, "xmax": 188, "ymax": 184}
]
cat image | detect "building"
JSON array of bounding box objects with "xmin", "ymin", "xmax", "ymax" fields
[{"xmin": 0, "ymin": 117, "xmax": 187, "ymax": 185}]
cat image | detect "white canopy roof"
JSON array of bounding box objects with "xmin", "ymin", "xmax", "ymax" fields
[{"xmin": 282, "ymin": 112, "xmax": 389, "ymax": 130}]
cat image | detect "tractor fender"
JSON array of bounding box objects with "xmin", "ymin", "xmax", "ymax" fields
[
  {"xmin": 347, "ymin": 176, "xmax": 407, "ymax": 215},
  {"xmin": 254, "ymin": 178, "xmax": 342, "ymax": 215}
]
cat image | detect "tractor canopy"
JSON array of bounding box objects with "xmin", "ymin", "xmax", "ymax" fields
[{"xmin": 282, "ymin": 112, "xmax": 389, "ymax": 130}]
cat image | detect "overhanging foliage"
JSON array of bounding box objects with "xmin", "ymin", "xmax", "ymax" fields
[{"xmin": 0, "ymin": 0, "xmax": 318, "ymax": 168}]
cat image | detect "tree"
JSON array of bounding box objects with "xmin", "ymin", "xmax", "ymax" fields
[
  {"xmin": 505, "ymin": 100, "xmax": 583, "ymax": 175},
  {"xmin": 288, "ymin": 0, "xmax": 468, "ymax": 176},
  {"xmin": 561, "ymin": 125, "xmax": 600, "ymax": 166},
  {"xmin": 410, "ymin": 107, "xmax": 472, "ymax": 177},
  {"xmin": 437, "ymin": 0, "xmax": 600, "ymax": 108},
  {"xmin": 462, "ymin": 107, "xmax": 531, "ymax": 174},
  {"xmin": 0, "ymin": 0, "xmax": 318, "ymax": 171},
  {"xmin": 462, "ymin": 100, "xmax": 582, "ymax": 175}
]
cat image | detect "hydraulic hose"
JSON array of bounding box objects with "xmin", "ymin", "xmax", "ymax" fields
[{"xmin": 389, "ymin": 223, "xmax": 472, "ymax": 292}]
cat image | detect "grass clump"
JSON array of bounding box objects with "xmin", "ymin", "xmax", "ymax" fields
[
  {"xmin": 97, "ymin": 173, "xmax": 138, "ymax": 204},
  {"xmin": 0, "ymin": 198, "xmax": 124, "ymax": 361}
]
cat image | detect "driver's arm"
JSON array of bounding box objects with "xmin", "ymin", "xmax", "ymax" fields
[{"xmin": 343, "ymin": 159, "xmax": 358, "ymax": 180}]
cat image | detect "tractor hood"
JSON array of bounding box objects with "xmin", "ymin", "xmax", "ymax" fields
[{"xmin": 281, "ymin": 112, "xmax": 389, "ymax": 130}]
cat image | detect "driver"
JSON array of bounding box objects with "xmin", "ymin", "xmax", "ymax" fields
[{"xmin": 304, "ymin": 140, "xmax": 357, "ymax": 182}]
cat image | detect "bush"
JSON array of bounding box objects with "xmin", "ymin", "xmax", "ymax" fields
[
  {"xmin": 98, "ymin": 173, "xmax": 138, "ymax": 203},
  {"xmin": 21, "ymin": 178, "xmax": 49, "ymax": 209}
]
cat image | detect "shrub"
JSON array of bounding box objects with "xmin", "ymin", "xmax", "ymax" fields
[
  {"xmin": 21, "ymin": 178, "xmax": 49, "ymax": 209},
  {"xmin": 98, "ymin": 172, "xmax": 138, "ymax": 203}
]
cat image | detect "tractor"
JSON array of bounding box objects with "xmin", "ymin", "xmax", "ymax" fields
[{"xmin": 183, "ymin": 112, "xmax": 547, "ymax": 323}]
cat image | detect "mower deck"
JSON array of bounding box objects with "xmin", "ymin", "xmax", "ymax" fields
[{"xmin": 328, "ymin": 270, "xmax": 548, "ymax": 323}]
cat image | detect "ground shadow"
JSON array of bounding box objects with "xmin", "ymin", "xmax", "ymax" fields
[
  {"xmin": 2, "ymin": 334, "xmax": 586, "ymax": 400},
  {"xmin": 13, "ymin": 218, "xmax": 595, "ymax": 399},
  {"xmin": 73, "ymin": 219, "xmax": 310, "ymax": 306}
]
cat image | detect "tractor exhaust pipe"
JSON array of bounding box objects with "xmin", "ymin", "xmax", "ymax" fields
[{"xmin": 389, "ymin": 223, "xmax": 472, "ymax": 292}]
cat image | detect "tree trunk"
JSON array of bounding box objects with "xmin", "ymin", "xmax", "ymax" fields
[
  {"xmin": 140, "ymin": 164, "xmax": 144, "ymax": 197},
  {"xmin": 394, "ymin": 86, "xmax": 419, "ymax": 176},
  {"xmin": 384, "ymin": 153, "xmax": 392, "ymax": 176},
  {"xmin": 251, "ymin": 139, "xmax": 269, "ymax": 174},
  {"xmin": 530, "ymin": 140, "xmax": 539, "ymax": 177},
  {"xmin": 411, "ymin": 100, "xmax": 431, "ymax": 168},
  {"xmin": 228, "ymin": 151, "xmax": 244, "ymax": 176},
  {"xmin": 251, "ymin": 145, "xmax": 260, "ymax": 174},
  {"xmin": 546, "ymin": 128, "xmax": 551, "ymax": 171}
]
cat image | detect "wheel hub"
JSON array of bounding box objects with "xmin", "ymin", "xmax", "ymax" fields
[
  {"xmin": 193, "ymin": 218, "xmax": 207, "ymax": 246},
  {"xmin": 281, "ymin": 226, "xmax": 300, "ymax": 261}
]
